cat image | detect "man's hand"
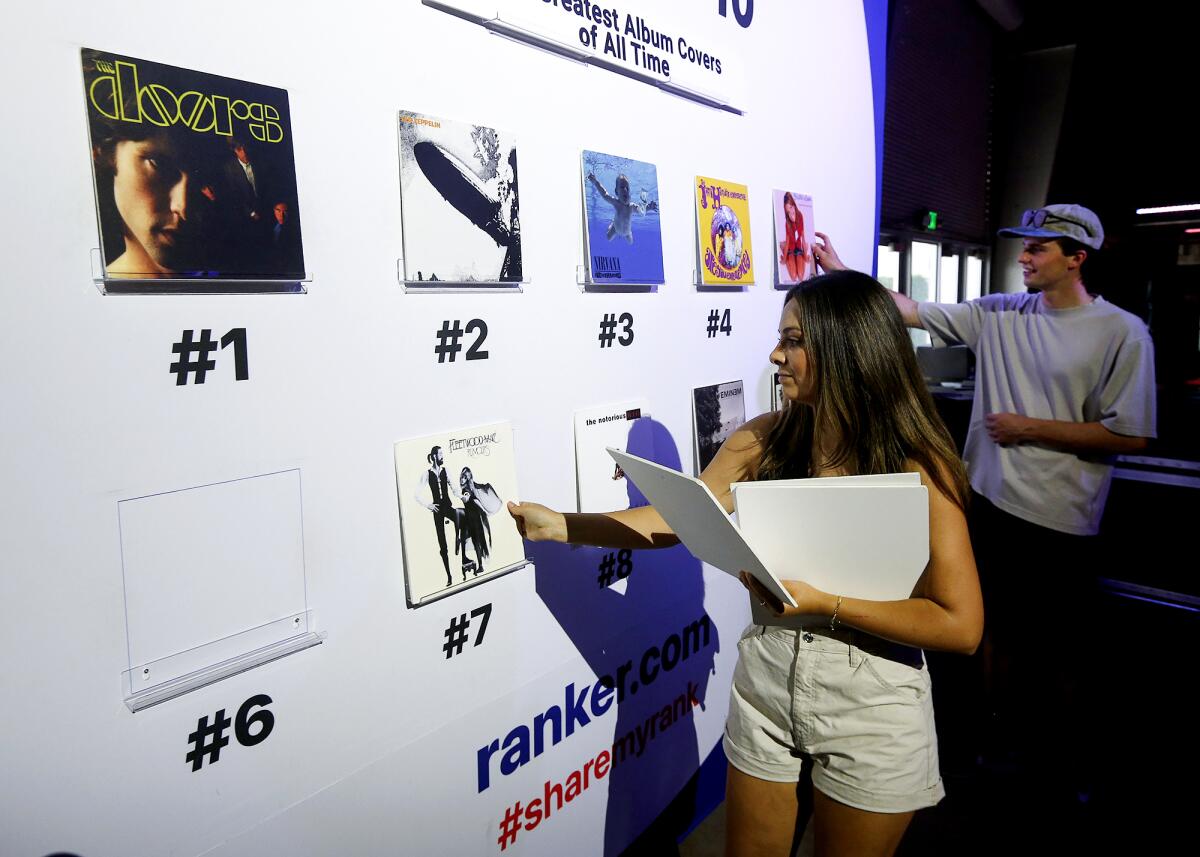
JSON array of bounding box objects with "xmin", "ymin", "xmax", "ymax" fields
[
  {"xmin": 985, "ymin": 413, "xmax": 1149, "ymax": 454},
  {"xmin": 985, "ymin": 412, "xmax": 1034, "ymax": 444},
  {"xmin": 812, "ymin": 231, "xmax": 846, "ymax": 273}
]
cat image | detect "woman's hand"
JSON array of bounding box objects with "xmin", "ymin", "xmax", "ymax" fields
[
  {"xmin": 738, "ymin": 572, "xmax": 834, "ymax": 617},
  {"xmin": 812, "ymin": 231, "xmax": 847, "ymax": 273},
  {"xmin": 508, "ymin": 501, "xmax": 568, "ymax": 543}
]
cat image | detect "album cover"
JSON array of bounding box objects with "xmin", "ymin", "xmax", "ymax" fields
[
  {"xmin": 81, "ymin": 48, "xmax": 305, "ymax": 282},
  {"xmin": 398, "ymin": 110, "xmax": 521, "ymax": 284},
  {"xmin": 395, "ymin": 421, "xmax": 525, "ymax": 606},
  {"xmin": 773, "ymin": 190, "xmax": 815, "ymax": 287},
  {"xmin": 581, "ymin": 150, "xmax": 665, "ymax": 284},
  {"xmin": 694, "ymin": 176, "xmax": 754, "ymax": 286},
  {"xmin": 573, "ymin": 400, "xmax": 650, "ymax": 512},
  {"xmin": 770, "ymin": 372, "xmax": 785, "ymax": 412},
  {"xmin": 692, "ymin": 380, "xmax": 746, "ymax": 472}
]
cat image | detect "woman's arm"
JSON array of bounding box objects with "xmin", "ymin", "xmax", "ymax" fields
[
  {"xmin": 744, "ymin": 462, "xmax": 984, "ymax": 654},
  {"xmin": 508, "ymin": 412, "xmax": 778, "ymax": 549},
  {"xmin": 507, "ymin": 501, "xmax": 675, "ymax": 549}
]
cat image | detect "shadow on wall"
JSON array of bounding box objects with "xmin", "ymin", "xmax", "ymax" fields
[{"xmin": 527, "ymin": 417, "xmax": 721, "ymax": 856}]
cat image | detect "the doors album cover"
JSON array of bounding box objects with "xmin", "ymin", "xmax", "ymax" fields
[{"xmin": 82, "ymin": 48, "xmax": 305, "ymax": 283}]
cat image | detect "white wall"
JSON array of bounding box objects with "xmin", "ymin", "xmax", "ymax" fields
[{"xmin": 0, "ymin": 2, "xmax": 879, "ymax": 854}]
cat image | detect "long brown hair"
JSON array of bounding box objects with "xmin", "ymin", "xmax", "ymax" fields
[
  {"xmin": 782, "ymin": 191, "xmax": 799, "ymax": 225},
  {"xmin": 756, "ymin": 270, "xmax": 969, "ymax": 509}
]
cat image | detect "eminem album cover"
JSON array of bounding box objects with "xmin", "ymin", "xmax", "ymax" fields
[
  {"xmin": 81, "ymin": 48, "xmax": 305, "ymax": 281},
  {"xmin": 581, "ymin": 150, "xmax": 665, "ymax": 284},
  {"xmin": 773, "ymin": 190, "xmax": 815, "ymax": 287},
  {"xmin": 398, "ymin": 110, "xmax": 521, "ymax": 284},
  {"xmin": 574, "ymin": 400, "xmax": 650, "ymax": 513},
  {"xmin": 770, "ymin": 371, "xmax": 785, "ymax": 412},
  {"xmin": 695, "ymin": 176, "xmax": 754, "ymax": 286},
  {"xmin": 395, "ymin": 421, "xmax": 525, "ymax": 606},
  {"xmin": 692, "ymin": 380, "xmax": 746, "ymax": 473}
]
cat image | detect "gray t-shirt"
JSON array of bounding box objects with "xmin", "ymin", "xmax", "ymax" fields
[{"xmin": 919, "ymin": 293, "xmax": 1156, "ymax": 535}]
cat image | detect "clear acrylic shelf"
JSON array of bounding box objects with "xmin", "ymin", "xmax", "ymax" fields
[
  {"xmin": 694, "ymin": 268, "xmax": 753, "ymax": 291},
  {"xmin": 409, "ymin": 558, "xmax": 533, "ymax": 608},
  {"xmin": 122, "ymin": 610, "xmax": 324, "ymax": 713},
  {"xmin": 397, "ymin": 257, "xmax": 526, "ymax": 293},
  {"xmin": 576, "ymin": 264, "xmax": 660, "ymax": 293},
  {"xmin": 92, "ymin": 248, "xmax": 310, "ymax": 295}
]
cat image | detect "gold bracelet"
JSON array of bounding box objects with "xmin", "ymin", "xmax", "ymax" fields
[{"xmin": 830, "ymin": 595, "xmax": 843, "ymax": 630}]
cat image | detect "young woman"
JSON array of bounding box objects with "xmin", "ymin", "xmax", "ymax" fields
[
  {"xmin": 509, "ymin": 261, "xmax": 982, "ymax": 857},
  {"xmin": 778, "ymin": 191, "xmax": 810, "ymax": 282},
  {"xmin": 458, "ymin": 466, "xmax": 501, "ymax": 576}
]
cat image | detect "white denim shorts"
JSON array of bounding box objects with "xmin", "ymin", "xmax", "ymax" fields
[{"xmin": 723, "ymin": 622, "xmax": 944, "ymax": 813}]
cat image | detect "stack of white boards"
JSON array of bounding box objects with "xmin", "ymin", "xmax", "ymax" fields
[{"xmin": 607, "ymin": 449, "xmax": 928, "ymax": 609}]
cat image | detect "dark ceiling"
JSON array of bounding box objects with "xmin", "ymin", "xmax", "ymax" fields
[{"xmin": 1004, "ymin": 3, "xmax": 1199, "ymax": 216}]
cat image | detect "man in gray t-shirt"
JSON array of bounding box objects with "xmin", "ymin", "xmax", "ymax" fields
[
  {"xmin": 893, "ymin": 204, "xmax": 1156, "ymax": 532},
  {"xmin": 816, "ymin": 208, "xmax": 1157, "ymax": 531},
  {"xmin": 815, "ymin": 205, "xmax": 1156, "ymax": 792}
]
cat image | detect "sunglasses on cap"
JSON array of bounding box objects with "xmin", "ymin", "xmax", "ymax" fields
[{"xmin": 1020, "ymin": 208, "xmax": 1093, "ymax": 236}]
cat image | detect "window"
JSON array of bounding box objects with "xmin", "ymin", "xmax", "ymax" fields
[
  {"xmin": 878, "ymin": 244, "xmax": 901, "ymax": 292},
  {"xmin": 965, "ymin": 254, "xmax": 984, "ymax": 301},
  {"xmin": 875, "ymin": 236, "xmax": 990, "ymax": 349},
  {"xmin": 910, "ymin": 241, "xmax": 938, "ymax": 303},
  {"xmin": 909, "ymin": 241, "xmax": 938, "ymax": 347},
  {"xmin": 939, "ymin": 252, "xmax": 960, "ymax": 303}
]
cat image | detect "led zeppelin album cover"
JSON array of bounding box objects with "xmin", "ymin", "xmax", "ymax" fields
[
  {"xmin": 395, "ymin": 421, "xmax": 526, "ymax": 607},
  {"xmin": 773, "ymin": 189, "xmax": 815, "ymax": 287},
  {"xmin": 81, "ymin": 48, "xmax": 305, "ymax": 284},
  {"xmin": 398, "ymin": 110, "xmax": 521, "ymax": 285},
  {"xmin": 694, "ymin": 176, "xmax": 754, "ymax": 286},
  {"xmin": 581, "ymin": 149, "xmax": 664, "ymax": 285}
]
